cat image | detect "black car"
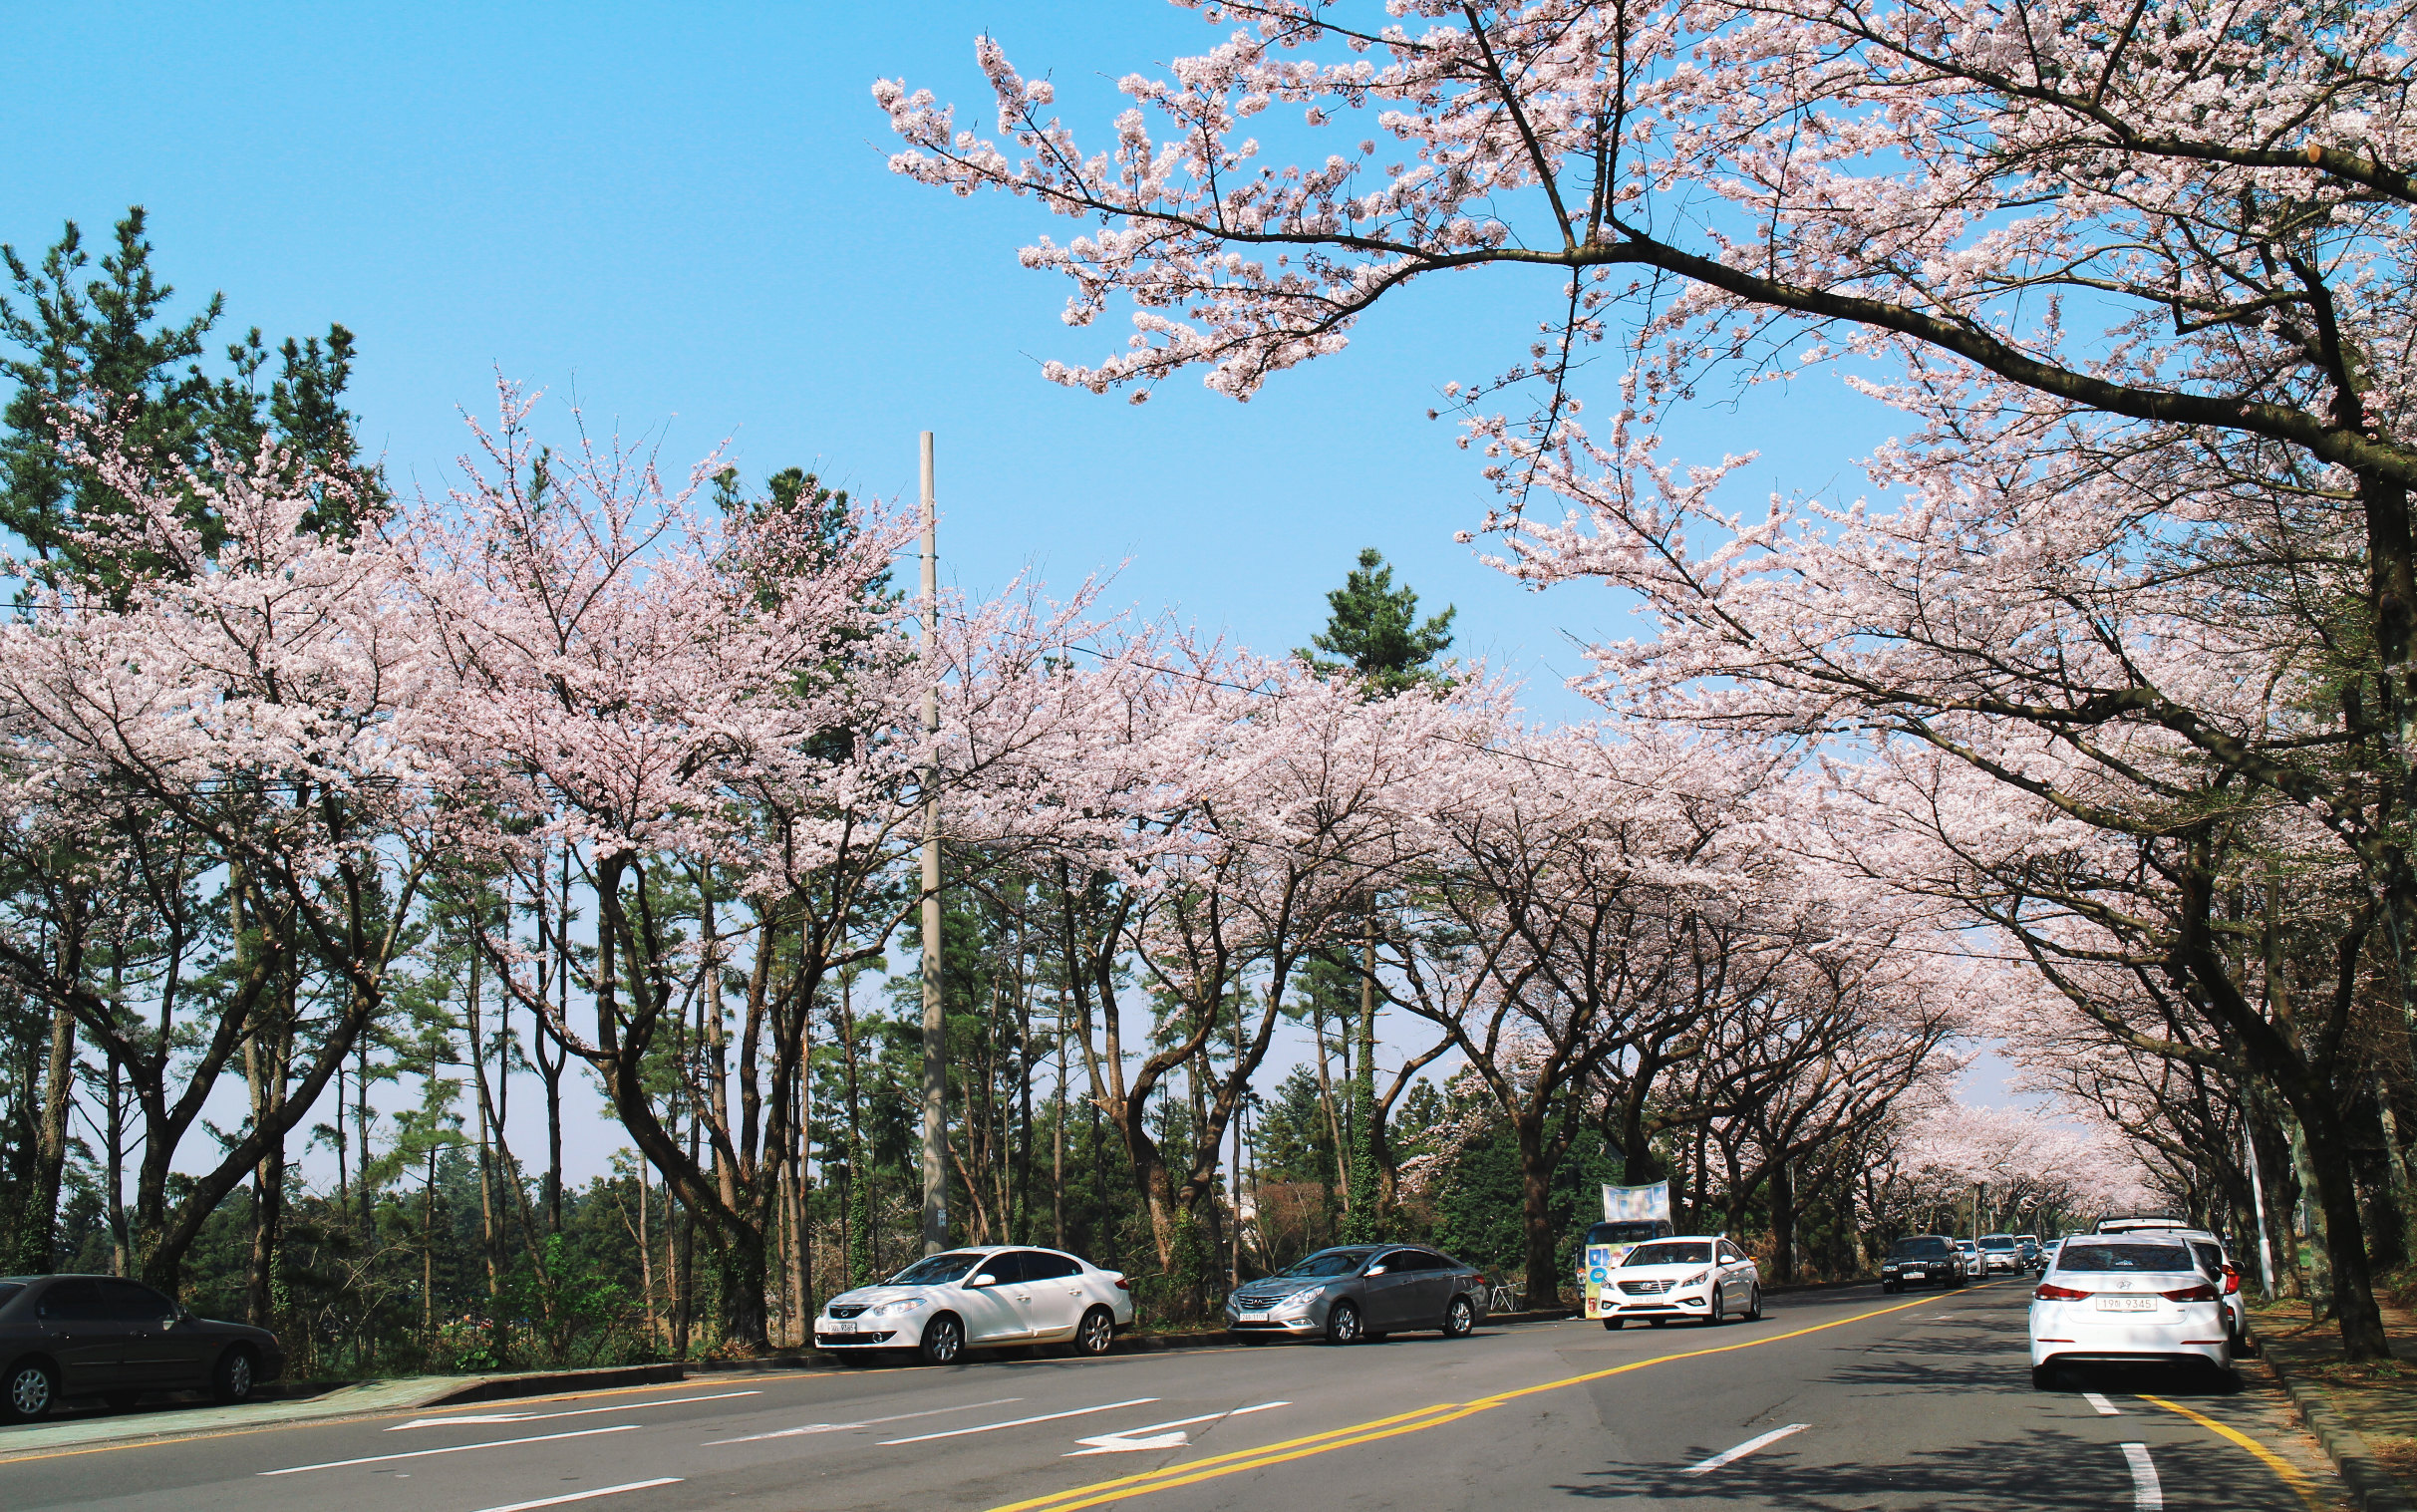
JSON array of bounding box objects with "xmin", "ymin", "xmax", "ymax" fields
[
  {"xmin": 1879, "ymin": 1235, "xmax": 1967, "ymax": 1293},
  {"xmin": 1, "ymin": 1274, "xmax": 285, "ymax": 1422}
]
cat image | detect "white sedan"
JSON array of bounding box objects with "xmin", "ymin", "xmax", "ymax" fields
[
  {"xmin": 1597, "ymin": 1235, "xmax": 1762, "ymax": 1329},
  {"xmin": 815, "ymin": 1246, "xmax": 1134, "ymax": 1363},
  {"xmin": 2029, "ymin": 1236, "xmax": 2234, "ymax": 1389}
]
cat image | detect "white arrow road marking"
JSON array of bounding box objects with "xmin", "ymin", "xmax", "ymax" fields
[
  {"xmin": 389, "ymin": 1391, "xmax": 761, "ymax": 1430},
  {"xmin": 465, "ymin": 1478, "xmax": 683, "ymax": 1512},
  {"xmin": 880, "ymin": 1398, "xmax": 1160, "ymax": 1446},
  {"xmin": 1679, "ymin": 1423, "xmax": 1810, "ymax": 1476},
  {"xmin": 2120, "ymin": 1442, "xmax": 2164, "ymax": 1509},
  {"xmin": 2083, "ymin": 1392, "xmax": 2122, "ymax": 1416},
  {"xmin": 705, "ymin": 1398, "xmax": 1024, "ymax": 1445},
  {"xmin": 261, "ymin": 1423, "xmax": 640, "ymax": 1475},
  {"xmin": 1065, "ymin": 1401, "xmax": 1291, "ymax": 1456}
]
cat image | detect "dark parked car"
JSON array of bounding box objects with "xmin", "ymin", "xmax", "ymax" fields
[
  {"xmin": 1225, "ymin": 1245, "xmax": 1490, "ymax": 1345},
  {"xmin": 1, "ymin": 1275, "xmax": 285, "ymax": 1422},
  {"xmin": 1879, "ymin": 1235, "xmax": 1968, "ymax": 1293}
]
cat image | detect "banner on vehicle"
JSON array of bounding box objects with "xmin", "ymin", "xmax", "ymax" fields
[{"xmin": 1582, "ymin": 1182, "xmax": 1675, "ymax": 1318}]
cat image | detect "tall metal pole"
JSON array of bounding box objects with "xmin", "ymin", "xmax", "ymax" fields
[
  {"xmin": 918, "ymin": 432, "xmax": 948, "ymax": 1255},
  {"xmin": 2244, "ymin": 1119, "xmax": 2276, "ymax": 1300}
]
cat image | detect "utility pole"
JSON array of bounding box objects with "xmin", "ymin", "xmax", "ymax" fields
[
  {"xmin": 918, "ymin": 432, "xmax": 948, "ymax": 1255},
  {"xmin": 2244, "ymin": 1119, "xmax": 2276, "ymax": 1300}
]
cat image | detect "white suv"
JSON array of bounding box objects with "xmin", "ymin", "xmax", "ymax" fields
[{"xmin": 816, "ymin": 1246, "xmax": 1135, "ymax": 1363}]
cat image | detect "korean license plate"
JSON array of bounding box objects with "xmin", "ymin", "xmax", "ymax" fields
[
  {"xmin": 826, "ymin": 1320, "xmax": 860, "ymax": 1334},
  {"xmin": 2094, "ymin": 1296, "xmax": 2157, "ymax": 1312}
]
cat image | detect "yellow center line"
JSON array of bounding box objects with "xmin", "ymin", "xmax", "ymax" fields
[
  {"xmin": 2137, "ymin": 1393, "xmax": 2325, "ymax": 1512},
  {"xmin": 987, "ymin": 1286, "xmax": 1973, "ymax": 1512}
]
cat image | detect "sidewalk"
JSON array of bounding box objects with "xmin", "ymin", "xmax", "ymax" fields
[{"xmin": 2250, "ymin": 1293, "xmax": 2417, "ymax": 1512}]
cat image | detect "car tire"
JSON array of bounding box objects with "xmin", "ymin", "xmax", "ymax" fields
[
  {"xmin": 1882, "ymin": 1281, "xmax": 1898, "ymax": 1294},
  {"xmin": 1708, "ymin": 1288, "xmax": 1727, "ymax": 1326},
  {"xmin": 2031, "ymin": 1363, "xmax": 2059, "ymax": 1391},
  {"xmin": 2, "ymin": 1359, "xmax": 58, "ymax": 1422},
  {"xmin": 1442, "ymin": 1297, "xmax": 1475, "ymax": 1339},
  {"xmin": 1073, "ymin": 1306, "xmax": 1116, "ymax": 1358},
  {"xmin": 212, "ymin": 1347, "xmax": 258, "ymax": 1405},
  {"xmin": 918, "ymin": 1315, "xmax": 965, "ymax": 1365},
  {"xmin": 1745, "ymin": 1287, "xmax": 1763, "ymax": 1322},
  {"xmin": 1325, "ymin": 1302, "xmax": 1362, "ymax": 1346},
  {"xmin": 1602, "ymin": 1318, "xmax": 1623, "ymax": 1331}
]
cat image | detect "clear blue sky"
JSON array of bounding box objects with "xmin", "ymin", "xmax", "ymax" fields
[
  {"xmin": 2, "ymin": 2, "xmax": 1890, "ymax": 727},
  {"xmin": 8, "ymin": 4, "xmax": 1954, "ymax": 1182}
]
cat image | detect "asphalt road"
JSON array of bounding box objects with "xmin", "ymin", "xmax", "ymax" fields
[{"xmin": 0, "ymin": 1280, "xmax": 2345, "ymax": 1512}]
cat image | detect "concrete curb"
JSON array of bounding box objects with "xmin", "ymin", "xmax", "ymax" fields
[
  {"xmin": 2261, "ymin": 1355, "xmax": 2415, "ymax": 1512},
  {"xmin": 420, "ymin": 1362, "xmax": 686, "ymax": 1405}
]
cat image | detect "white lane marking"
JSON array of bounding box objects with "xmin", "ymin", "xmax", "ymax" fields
[
  {"xmin": 465, "ymin": 1479, "xmax": 683, "ymax": 1512},
  {"xmin": 2121, "ymin": 1442, "xmax": 2163, "ymax": 1509},
  {"xmin": 1066, "ymin": 1401, "xmax": 1290, "ymax": 1456},
  {"xmin": 880, "ymin": 1397, "xmax": 1160, "ymax": 1446},
  {"xmin": 2083, "ymin": 1391, "xmax": 2122, "ymax": 1416},
  {"xmin": 1679, "ymin": 1423, "xmax": 1811, "ymax": 1476},
  {"xmin": 389, "ymin": 1391, "xmax": 761, "ymax": 1430},
  {"xmin": 259, "ymin": 1423, "xmax": 640, "ymax": 1475},
  {"xmin": 705, "ymin": 1397, "xmax": 1024, "ymax": 1444}
]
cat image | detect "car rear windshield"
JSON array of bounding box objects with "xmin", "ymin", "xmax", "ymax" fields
[
  {"xmin": 887, "ymin": 1251, "xmax": 985, "ymax": 1285},
  {"xmin": 1585, "ymin": 1221, "xmax": 1666, "ymax": 1246},
  {"xmin": 1890, "ymin": 1238, "xmax": 1951, "ymax": 1259},
  {"xmin": 2056, "ymin": 1243, "xmax": 2196, "ymax": 1273},
  {"xmin": 1276, "ymin": 1249, "xmax": 1376, "ymax": 1279},
  {"xmin": 1626, "ymin": 1241, "xmax": 1712, "ymax": 1267}
]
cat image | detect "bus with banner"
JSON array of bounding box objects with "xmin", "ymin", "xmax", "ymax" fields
[{"xmin": 1580, "ymin": 1181, "xmax": 1675, "ymax": 1320}]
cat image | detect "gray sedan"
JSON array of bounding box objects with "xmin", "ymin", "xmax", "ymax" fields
[{"xmin": 1225, "ymin": 1245, "xmax": 1490, "ymax": 1345}]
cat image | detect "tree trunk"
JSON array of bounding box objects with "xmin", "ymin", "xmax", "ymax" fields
[
  {"xmin": 1514, "ymin": 1114, "xmax": 1561, "ymax": 1305},
  {"xmin": 1767, "ymin": 1156, "xmax": 1798, "ymax": 1284}
]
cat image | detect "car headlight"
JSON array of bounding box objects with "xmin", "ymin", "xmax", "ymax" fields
[
  {"xmin": 1271, "ymin": 1286, "xmax": 1325, "ymax": 1310},
  {"xmin": 869, "ymin": 1298, "xmax": 931, "ymax": 1318},
  {"xmin": 1681, "ymin": 1271, "xmax": 1709, "ymax": 1288}
]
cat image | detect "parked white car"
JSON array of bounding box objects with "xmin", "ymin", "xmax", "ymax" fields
[
  {"xmin": 815, "ymin": 1246, "xmax": 1134, "ymax": 1364},
  {"xmin": 2169, "ymin": 1228, "xmax": 2258, "ymax": 1357},
  {"xmin": 1599, "ymin": 1236, "xmax": 1761, "ymax": 1329},
  {"xmin": 2030, "ymin": 1235, "xmax": 2235, "ymax": 1389}
]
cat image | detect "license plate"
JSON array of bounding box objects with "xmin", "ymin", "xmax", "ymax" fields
[
  {"xmin": 826, "ymin": 1320, "xmax": 860, "ymax": 1334},
  {"xmin": 2094, "ymin": 1297, "xmax": 2157, "ymax": 1312},
  {"xmin": 1239, "ymin": 1310, "xmax": 1268, "ymax": 1320}
]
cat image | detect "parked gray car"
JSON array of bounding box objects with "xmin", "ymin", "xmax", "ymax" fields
[
  {"xmin": 1225, "ymin": 1244, "xmax": 1490, "ymax": 1345},
  {"xmin": 1, "ymin": 1275, "xmax": 285, "ymax": 1422}
]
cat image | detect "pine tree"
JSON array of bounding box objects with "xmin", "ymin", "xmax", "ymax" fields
[{"xmin": 1296, "ymin": 547, "xmax": 1456, "ymax": 696}]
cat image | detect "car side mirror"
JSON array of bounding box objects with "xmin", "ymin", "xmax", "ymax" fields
[
  {"xmin": 968, "ymin": 1273, "xmax": 998, "ymax": 1289},
  {"xmin": 1364, "ymin": 1265, "xmax": 1387, "ymax": 1276},
  {"xmin": 161, "ymin": 1314, "xmax": 179, "ymax": 1329}
]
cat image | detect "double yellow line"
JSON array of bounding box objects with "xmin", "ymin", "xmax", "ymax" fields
[{"xmin": 989, "ymin": 1289, "xmax": 1953, "ymax": 1512}]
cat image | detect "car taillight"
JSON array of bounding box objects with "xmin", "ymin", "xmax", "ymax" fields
[
  {"xmin": 2222, "ymin": 1266, "xmax": 2241, "ymax": 1295},
  {"xmin": 2034, "ymin": 1283, "xmax": 2091, "ymax": 1300},
  {"xmin": 2161, "ymin": 1283, "xmax": 2219, "ymax": 1302},
  {"xmin": 1114, "ymin": 1277, "xmax": 1131, "ymax": 1291}
]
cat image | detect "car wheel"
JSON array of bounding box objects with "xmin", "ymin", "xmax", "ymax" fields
[
  {"xmin": 1745, "ymin": 1287, "xmax": 1763, "ymax": 1322},
  {"xmin": 212, "ymin": 1347, "xmax": 258, "ymax": 1404},
  {"xmin": 918, "ymin": 1315, "xmax": 965, "ymax": 1365},
  {"xmin": 2, "ymin": 1359, "xmax": 58, "ymax": 1422},
  {"xmin": 2031, "ymin": 1363, "xmax": 2059, "ymax": 1391},
  {"xmin": 1602, "ymin": 1318, "xmax": 1624, "ymax": 1331},
  {"xmin": 1074, "ymin": 1306, "xmax": 1116, "ymax": 1358},
  {"xmin": 1708, "ymin": 1287, "xmax": 1727, "ymax": 1326},
  {"xmin": 1442, "ymin": 1297, "xmax": 1475, "ymax": 1339},
  {"xmin": 1882, "ymin": 1281, "xmax": 1897, "ymax": 1294},
  {"xmin": 1325, "ymin": 1302, "xmax": 1362, "ymax": 1346}
]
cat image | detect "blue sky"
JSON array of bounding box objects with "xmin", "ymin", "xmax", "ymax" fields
[{"xmin": 9, "ymin": 4, "xmax": 1972, "ymax": 1181}]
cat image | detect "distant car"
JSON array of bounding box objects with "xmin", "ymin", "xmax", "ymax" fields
[
  {"xmin": 2015, "ymin": 1235, "xmax": 2042, "ymax": 1269},
  {"xmin": 815, "ymin": 1247, "xmax": 1134, "ymax": 1363},
  {"xmin": 2169, "ymin": 1229, "xmax": 2257, "ymax": 1357},
  {"xmin": 2030, "ymin": 1236, "xmax": 2235, "ymax": 1389},
  {"xmin": 1957, "ymin": 1239, "xmax": 1982, "ymax": 1279},
  {"xmin": 1881, "ymin": 1234, "xmax": 1968, "ymax": 1293},
  {"xmin": 1977, "ymin": 1234, "xmax": 2023, "ymax": 1274},
  {"xmin": 1599, "ymin": 1236, "xmax": 1761, "ymax": 1328},
  {"xmin": 1226, "ymin": 1245, "xmax": 1489, "ymax": 1344},
  {"xmin": 0, "ymin": 1274, "xmax": 285, "ymax": 1422}
]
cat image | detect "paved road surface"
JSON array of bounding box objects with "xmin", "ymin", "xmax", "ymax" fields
[{"xmin": 0, "ymin": 1280, "xmax": 2344, "ymax": 1511}]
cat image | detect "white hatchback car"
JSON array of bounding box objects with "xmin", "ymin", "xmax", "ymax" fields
[
  {"xmin": 1599, "ymin": 1235, "xmax": 1761, "ymax": 1329},
  {"xmin": 815, "ymin": 1246, "xmax": 1134, "ymax": 1363},
  {"xmin": 2030, "ymin": 1235, "xmax": 2234, "ymax": 1389}
]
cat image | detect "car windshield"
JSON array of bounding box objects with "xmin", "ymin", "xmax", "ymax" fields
[
  {"xmin": 1626, "ymin": 1241, "xmax": 1713, "ymax": 1267},
  {"xmin": 1890, "ymin": 1238, "xmax": 1951, "ymax": 1259},
  {"xmin": 1584, "ymin": 1221, "xmax": 1665, "ymax": 1246},
  {"xmin": 1979, "ymin": 1235, "xmax": 2017, "ymax": 1250},
  {"xmin": 1276, "ymin": 1249, "xmax": 1377, "ymax": 1279},
  {"xmin": 886, "ymin": 1251, "xmax": 988, "ymax": 1286},
  {"xmin": 2056, "ymin": 1243, "xmax": 2197, "ymax": 1273}
]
